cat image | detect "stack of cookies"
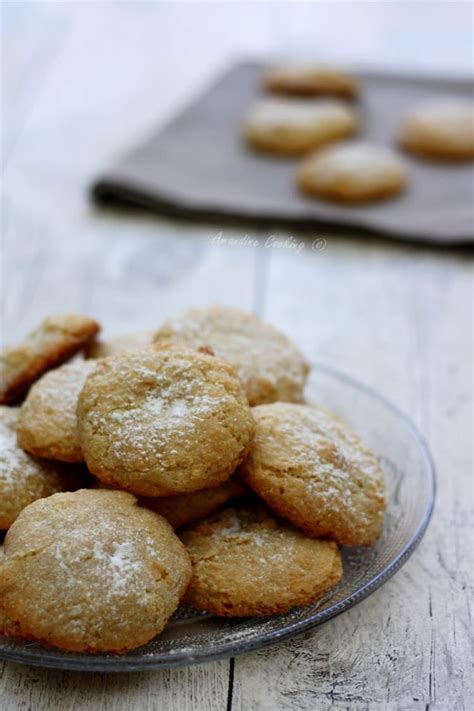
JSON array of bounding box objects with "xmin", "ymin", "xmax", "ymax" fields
[
  {"xmin": 0, "ymin": 306, "xmax": 386, "ymax": 653},
  {"xmin": 243, "ymin": 63, "xmax": 474, "ymax": 203}
]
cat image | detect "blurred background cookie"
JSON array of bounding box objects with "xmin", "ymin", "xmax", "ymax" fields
[
  {"xmin": 0, "ymin": 313, "xmax": 100, "ymax": 405},
  {"xmin": 239, "ymin": 402, "xmax": 386, "ymax": 546},
  {"xmin": 181, "ymin": 503, "xmax": 342, "ymax": 616},
  {"xmin": 154, "ymin": 306, "xmax": 309, "ymax": 406},
  {"xmin": 77, "ymin": 344, "xmax": 254, "ymax": 496},
  {"xmin": 0, "ymin": 406, "xmax": 83, "ymax": 529},
  {"xmin": 264, "ymin": 64, "xmax": 358, "ymax": 99},
  {"xmin": 297, "ymin": 142, "xmax": 407, "ymax": 203},
  {"xmin": 0, "ymin": 489, "xmax": 192, "ymax": 652},
  {"xmin": 85, "ymin": 331, "xmax": 154, "ymax": 359},
  {"xmin": 399, "ymin": 100, "xmax": 474, "ymax": 160},
  {"xmin": 17, "ymin": 360, "xmax": 97, "ymax": 463},
  {"xmin": 243, "ymin": 98, "xmax": 358, "ymax": 156}
]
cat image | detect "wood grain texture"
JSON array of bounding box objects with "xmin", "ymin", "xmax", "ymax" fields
[
  {"xmin": 1, "ymin": 3, "xmax": 472, "ymax": 710},
  {"xmin": 231, "ymin": 239, "xmax": 473, "ymax": 710}
]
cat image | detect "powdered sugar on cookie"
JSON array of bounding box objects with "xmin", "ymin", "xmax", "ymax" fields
[{"xmin": 77, "ymin": 344, "xmax": 254, "ymax": 496}]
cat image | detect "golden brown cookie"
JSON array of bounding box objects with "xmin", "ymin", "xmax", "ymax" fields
[
  {"xmin": 244, "ymin": 98, "xmax": 358, "ymax": 156},
  {"xmin": 239, "ymin": 403, "xmax": 386, "ymax": 546},
  {"xmin": 0, "ymin": 547, "xmax": 17, "ymax": 635},
  {"xmin": 0, "ymin": 604, "xmax": 19, "ymax": 636},
  {"xmin": 0, "ymin": 489, "xmax": 192, "ymax": 652},
  {"xmin": 0, "ymin": 546, "xmax": 20, "ymax": 636},
  {"xmin": 0, "ymin": 313, "xmax": 100, "ymax": 404},
  {"xmin": 297, "ymin": 142, "xmax": 407, "ymax": 203},
  {"xmin": 85, "ymin": 331, "xmax": 153, "ymax": 359},
  {"xmin": 264, "ymin": 65, "xmax": 358, "ymax": 99},
  {"xmin": 17, "ymin": 360, "xmax": 97, "ymax": 463},
  {"xmin": 399, "ymin": 100, "xmax": 474, "ymax": 160},
  {"xmin": 0, "ymin": 406, "xmax": 82, "ymax": 529},
  {"xmin": 154, "ymin": 306, "xmax": 309, "ymax": 406},
  {"xmin": 77, "ymin": 344, "xmax": 254, "ymax": 496},
  {"xmin": 181, "ymin": 503, "xmax": 342, "ymax": 616},
  {"xmin": 140, "ymin": 476, "xmax": 248, "ymax": 529}
]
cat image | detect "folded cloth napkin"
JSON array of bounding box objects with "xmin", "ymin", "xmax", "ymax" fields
[{"xmin": 92, "ymin": 62, "xmax": 474, "ymax": 245}]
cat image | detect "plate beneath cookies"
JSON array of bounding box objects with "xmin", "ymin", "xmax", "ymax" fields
[{"xmin": 0, "ymin": 364, "xmax": 435, "ymax": 671}]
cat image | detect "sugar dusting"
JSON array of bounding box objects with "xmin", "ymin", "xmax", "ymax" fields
[
  {"xmin": 307, "ymin": 142, "xmax": 405, "ymax": 190},
  {"xmin": 29, "ymin": 360, "xmax": 95, "ymax": 413},
  {"xmin": 3, "ymin": 491, "xmax": 191, "ymax": 643},
  {"xmin": 0, "ymin": 415, "xmax": 49, "ymax": 486},
  {"xmin": 248, "ymin": 97, "xmax": 354, "ymax": 129},
  {"xmin": 256, "ymin": 404, "xmax": 385, "ymax": 520},
  {"xmin": 92, "ymin": 541, "xmax": 143, "ymax": 593},
  {"xmin": 44, "ymin": 509, "xmax": 164, "ymax": 605},
  {"xmin": 103, "ymin": 376, "xmax": 227, "ymax": 461},
  {"xmin": 155, "ymin": 307, "xmax": 308, "ymax": 397},
  {"xmin": 0, "ymin": 424, "xmax": 25, "ymax": 482},
  {"xmin": 217, "ymin": 512, "xmax": 243, "ymax": 535}
]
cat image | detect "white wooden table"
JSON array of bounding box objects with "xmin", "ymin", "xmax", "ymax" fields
[{"xmin": 1, "ymin": 3, "xmax": 472, "ymax": 709}]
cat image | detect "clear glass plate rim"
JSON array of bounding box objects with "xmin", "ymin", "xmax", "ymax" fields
[{"xmin": 0, "ymin": 362, "xmax": 436, "ymax": 672}]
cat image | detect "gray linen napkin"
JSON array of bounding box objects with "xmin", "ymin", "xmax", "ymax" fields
[{"xmin": 92, "ymin": 62, "xmax": 474, "ymax": 244}]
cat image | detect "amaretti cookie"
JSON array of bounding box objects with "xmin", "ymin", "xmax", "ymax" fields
[
  {"xmin": 0, "ymin": 313, "xmax": 100, "ymax": 404},
  {"xmin": 0, "ymin": 489, "xmax": 192, "ymax": 652},
  {"xmin": 85, "ymin": 331, "xmax": 153, "ymax": 359},
  {"xmin": 399, "ymin": 100, "xmax": 474, "ymax": 160},
  {"xmin": 0, "ymin": 406, "xmax": 82, "ymax": 529},
  {"xmin": 154, "ymin": 306, "xmax": 309, "ymax": 406},
  {"xmin": 297, "ymin": 142, "xmax": 407, "ymax": 203},
  {"xmin": 17, "ymin": 360, "xmax": 97, "ymax": 462},
  {"xmin": 244, "ymin": 98, "xmax": 358, "ymax": 156},
  {"xmin": 140, "ymin": 476, "xmax": 247, "ymax": 529},
  {"xmin": 181, "ymin": 503, "xmax": 342, "ymax": 616},
  {"xmin": 0, "ymin": 547, "xmax": 20, "ymax": 636},
  {"xmin": 264, "ymin": 65, "xmax": 358, "ymax": 99},
  {"xmin": 239, "ymin": 403, "xmax": 386, "ymax": 546},
  {"xmin": 77, "ymin": 344, "xmax": 254, "ymax": 496},
  {"xmin": 0, "ymin": 604, "xmax": 19, "ymax": 636}
]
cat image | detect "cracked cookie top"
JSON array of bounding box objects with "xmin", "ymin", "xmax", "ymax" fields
[
  {"xmin": 17, "ymin": 360, "xmax": 97, "ymax": 463},
  {"xmin": 0, "ymin": 489, "xmax": 192, "ymax": 652},
  {"xmin": 181, "ymin": 502, "xmax": 342, "ymax": 616},
  {"xmin": 154, "ymin": 306, "xmax": 309, "ymax": 406},
  {"xmin": 239, "ymin": 402, "xmax": 386, "ymax": 546},
  {"xmin": 0, "ymin": 406, "xmax": 82, "ymax": 529},
  {"xmin": 77, "ymin": 343, "xmax": 254, "ymax": 496},
  {"xmin": 0, "ymin": 313, "xmax": 100, "ymax": 404}
]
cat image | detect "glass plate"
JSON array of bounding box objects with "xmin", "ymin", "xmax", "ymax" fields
[{"xmin": 0, "ymin": 364, "xmax": 435, "ymax": 672}]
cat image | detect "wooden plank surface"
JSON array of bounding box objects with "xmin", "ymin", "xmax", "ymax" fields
[
  {"xmin": 231, "ymin": 239, "xmax": 473, "ymax": 710},
  {"xmin": 1, "ymin": 3, "xmax": 472, "ymax": 710}
]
